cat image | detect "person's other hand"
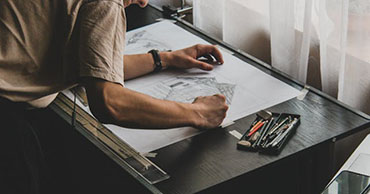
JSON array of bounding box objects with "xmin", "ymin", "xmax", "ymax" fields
[
  {"xmin": 161, "ymin": 44, "xmax": 224, "ymax": 71},
  {"xmin": 191, "ymin": 94, "xmax": 229, "ymax": 129}
]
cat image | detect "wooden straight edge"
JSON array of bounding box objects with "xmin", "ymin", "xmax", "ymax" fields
[
  {"xmin": 55, "ymin": 94, "xmax": 170, "ymax": 184},
  {"xmin": 53, "ymin": 99, "xmax": 130, "ymax": 158},
  {"xmin": 53, "ymin": 98, "xmax": 169, "ymax": 191},
  {"xmin": 55, "ymin": 94, "xmax": 152, "ymax": 169}
]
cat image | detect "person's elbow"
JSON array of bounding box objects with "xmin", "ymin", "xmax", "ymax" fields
[
  {"xmin": 82, "ymin": 78, "xmax": 123, "ymax": 125},
  {"xmin": 88, "ymin": 94, "xmax": 117, "ymax": 125}
]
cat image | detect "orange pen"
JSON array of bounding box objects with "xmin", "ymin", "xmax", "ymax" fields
[{"xmin": 247, "ymin": 121, "xmax": 265, "ymax": 137}]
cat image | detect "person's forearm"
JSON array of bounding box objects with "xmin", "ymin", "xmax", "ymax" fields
[
  {"xmin": 124, "ymin": 52, "xmax": 171, "ymax": 80},
  {"xmin": 109, "ymin": 88, "xmax": 197, "ymax": 129},
  {"xmin": 86, "ymin": 80, "xmax": 200, "ymax": 129}
]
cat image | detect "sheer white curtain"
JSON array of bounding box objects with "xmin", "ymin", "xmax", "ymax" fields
[{"xmin": 194, "ymin": 0, "xmax": 370, "ymax": 114}]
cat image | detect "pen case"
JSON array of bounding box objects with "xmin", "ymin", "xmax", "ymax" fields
[{"xmin": 237, "ymin": 111, "xmax": 301, "ymax": 155}]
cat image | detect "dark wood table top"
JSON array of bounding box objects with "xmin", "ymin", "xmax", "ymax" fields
[{"xmin": 122, "ymin": 5, "xmax": 370, "ymax": 194}]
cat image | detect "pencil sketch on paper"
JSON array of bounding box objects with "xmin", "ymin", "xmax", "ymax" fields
[
  {"xmin": 138, "ymin": 77, "xmax": 236, "ymax": 105},
  {"xmin": 125, "ymin": 30, "xmax": 171, "ymax": 54}
]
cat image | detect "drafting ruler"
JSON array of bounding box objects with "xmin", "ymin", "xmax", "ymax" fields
[{"xmin": 50, "ymin": 92, "xmax": 169, "ymax": 187}]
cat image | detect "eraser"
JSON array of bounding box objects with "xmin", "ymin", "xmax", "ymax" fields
[{"xmin": 237, "ymin": 140, "xmax": 252, "ymax": 148}]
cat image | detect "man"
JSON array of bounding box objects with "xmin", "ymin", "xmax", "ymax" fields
[{"xmin": 0, "ymin": 0, "xmax": 228, "ymax": 193}]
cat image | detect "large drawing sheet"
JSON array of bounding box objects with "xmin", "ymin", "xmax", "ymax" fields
[{"xmin": 65, "ymin": 21, "xmax": 301, "ymax": 153}]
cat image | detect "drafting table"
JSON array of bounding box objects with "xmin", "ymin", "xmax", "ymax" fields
[{"xmin": 45, "ymin": 5, "xmax": 370, "ymax": 194}]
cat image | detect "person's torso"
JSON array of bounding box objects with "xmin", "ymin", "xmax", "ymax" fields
[{"xmin": 0, "ymin": 0, "xmax": 84, "ymax": 107}]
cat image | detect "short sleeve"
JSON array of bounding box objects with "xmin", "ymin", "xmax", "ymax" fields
[{"xmin": 78, "ymin": 0, "xmax": 126, "ymax": 85}]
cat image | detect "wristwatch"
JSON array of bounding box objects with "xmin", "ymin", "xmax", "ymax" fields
[{"xmin": 148, "ymin": 49, "xmax": 162, "ymax": 72}]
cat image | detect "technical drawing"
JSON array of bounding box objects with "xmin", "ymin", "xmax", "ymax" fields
[
  {"xmin": 125, "ymin": 30, "xmax": 171, "ymax": 54},
  {"xmin": 141, "ymin": 77, "xmax": 236, "ymax": 105}
]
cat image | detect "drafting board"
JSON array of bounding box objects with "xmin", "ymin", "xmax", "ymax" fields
[{"xmin": 64, "ymin": 21, "xmax": 301, "ymax": 153}]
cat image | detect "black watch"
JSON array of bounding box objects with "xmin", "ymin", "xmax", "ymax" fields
[{"xmin": 148, "ymin": 49, "xmax": 162, "ymax": 72}]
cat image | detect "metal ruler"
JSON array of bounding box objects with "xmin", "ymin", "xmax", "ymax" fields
[{"xmin": 51, "ymin": 92, "xmax": 169, "ymax": 186}]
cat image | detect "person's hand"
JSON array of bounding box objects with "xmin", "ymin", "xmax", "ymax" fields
[
  {"xmin": 161, "ymin": 44, "xmax": 224, "ymax": 71},
  {"xmin": 191, "ymin": 94, "xmax": 229, "ymax": 129}
]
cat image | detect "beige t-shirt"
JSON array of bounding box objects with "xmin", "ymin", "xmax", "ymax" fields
[{"xmin": 0, "ymin": 0, "xmax": 126, "ymax": 107}]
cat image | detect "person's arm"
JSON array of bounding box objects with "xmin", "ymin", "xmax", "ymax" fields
[
  {"xmin": 75, "ymin": 0, "xmax": 227, "ymax": 129},
  {"xmin": 82, "ymin": 77, "xmax": 228, "ymax": 129},
  {"xmin": 124, "ymin": 44, "xmax": 224, "ymax": 80}
]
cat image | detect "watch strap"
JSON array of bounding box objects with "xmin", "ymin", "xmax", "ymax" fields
[{"xmin": 148, "ymin": 49, "xmax": 162, "ymax": 72}]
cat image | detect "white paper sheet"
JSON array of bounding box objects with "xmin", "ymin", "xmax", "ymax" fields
[{"xmin": 64, "ymin": 21, "xmax": 301, "ymax": 153}]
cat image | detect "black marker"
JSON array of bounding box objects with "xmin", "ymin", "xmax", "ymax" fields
[{"xmin": 256, "ymin": 118, "xmax": 273, "ymax": 148}]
